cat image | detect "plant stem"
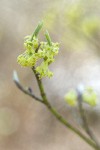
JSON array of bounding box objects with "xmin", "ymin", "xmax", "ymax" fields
[
  {"xmin": 13, "ymin": 71, "xmax": 43, "ymax": 103},
  {"xmin": 77, "ymin": 91, "xmax": 100, "ymax": 149},
  {"xmin": 32, "ymin": 67, "xmax": 100, "ymax": 150}
]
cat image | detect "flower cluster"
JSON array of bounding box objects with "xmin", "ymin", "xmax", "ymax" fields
[
  {"xmin": 64, "ymin": 87, "xmax": 97, "ymax": 107},
  {"xmin": 17, "ymin": 36, "xmax": 39, "ymax": 67},
  {"xmin": 36, "ymin": 41, "xmax": 59, "ymax": 78},
  {"xmin": 64, "ymin": 90, "xmax": 77, "ymax": 106},
  {"xmin": 17, "ymin": 22, "xmax": 59, "ymax": 78},
  {"xmin": 82, "ymin": 87, "xmax": 97, "ymax": 106}
]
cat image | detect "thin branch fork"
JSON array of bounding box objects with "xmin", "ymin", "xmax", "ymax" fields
[
  {"xmin": 13, "ymin": 71, "xmax": 43, "ymax": 103},
  {"xmin": 77, "ymin": 87, "xmax": 100, "ymax": 149},
  {"xmin": 32, "ymin": 67, "xmax": 100, "ymax": 150},
  {"xmin": 13, "ymin": 69, "xmax": 100, "ymax": 150}
]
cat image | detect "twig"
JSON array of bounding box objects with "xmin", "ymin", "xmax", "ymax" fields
[
  {"xmin": 32, "ymin": 67, "xmax": 99, "ymax": 150},
  {"xmin": 77, "ymin": 87, "xmax": 100, "ymax": 149},
  {"xmin": 13, "ymin": 71, "xmax": 43, "ymax": 103}
]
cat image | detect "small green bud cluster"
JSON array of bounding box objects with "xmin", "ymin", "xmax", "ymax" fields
[
  {"xmin": 36, "ymin": 41, "xmax": 59, "ymax": 78},
  {"xmin": 64, "ymin": 87, "xmax": 97, "ymax": 107},
  {"xmin": 17, "ymin": 22, "xmax": 59, "ymax": 78},
  {"xmin": 17, "ymin": 36, "xmax": 39, "ymax": 67},
  {"xmin": 64, "ymin": 90, "xmax": 77, "ymax": 106},
  {"xmin": 82, "ymin": 87, "xmax": 97, "ymax": 107}
]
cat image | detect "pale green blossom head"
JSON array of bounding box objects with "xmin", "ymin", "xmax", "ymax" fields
[
  {"xmin": 64, "ymin": 90, "xmax": 77, "ymax": 107},
  {"xmin": 17, "ymin": 21, "xmax": 59, "ymax": 78},
  {"xmin": 82, "ymin": 87, "xmax": 97, "ymax": 106},
  {"xmin": 64, "ymin": 86, "xmax": 97, "ymax": 107}
]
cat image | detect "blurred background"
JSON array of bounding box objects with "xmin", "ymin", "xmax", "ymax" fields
[{"xmin": 0, "ymin": 0, "xmax": 100, "ymax": 149}]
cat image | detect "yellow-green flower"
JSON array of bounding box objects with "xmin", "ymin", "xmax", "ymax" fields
[
  {"xmin": 82, "ymin": 87, "xmax": 97, "ymax": 106},
  {"xmin": 17, "ymin": 22, "xmax": 59, "ymax": 78},
  {"xmin": 64, "ymin": 90, "xmax": 77, "ymax": 106}
]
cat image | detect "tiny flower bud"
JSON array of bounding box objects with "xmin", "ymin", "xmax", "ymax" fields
[
  {"xmin": 82, "ymin": 87, "xmax": 97, "ymax": 106},
  {"xmin": 64, "ymin": 90, "xmax": 77, "ymax": 106}
]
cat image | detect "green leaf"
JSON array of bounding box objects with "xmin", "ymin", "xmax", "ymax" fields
[
  {"xmin": 45, "ymin": 30, "xmax": 52, "ymax": 46},
  {"xmin": 31, "ymin": 21, "xmax": 43, "ymax": 40}
]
